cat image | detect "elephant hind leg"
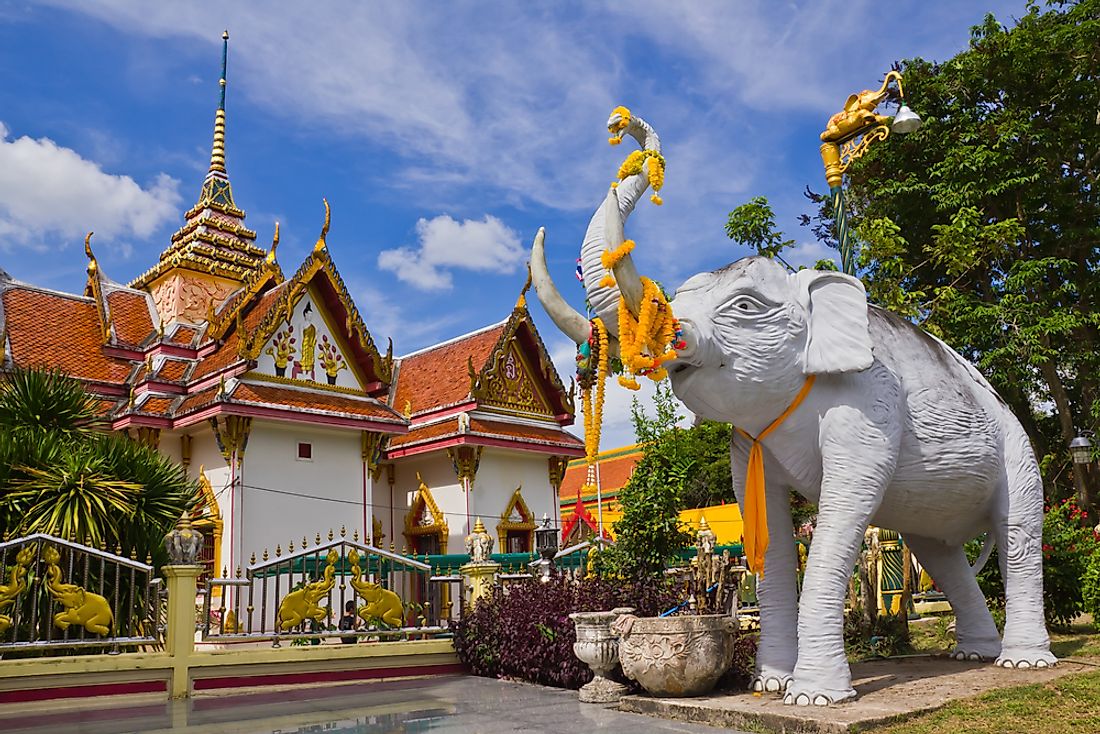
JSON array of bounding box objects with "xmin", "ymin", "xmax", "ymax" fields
[
  {"xmin": 995, "ymin": 476, "xmax": 1056, "ymax": 668},
  {"xmin": 903, "ymin": 534, "xmax": 1000, "ymax": 660}
]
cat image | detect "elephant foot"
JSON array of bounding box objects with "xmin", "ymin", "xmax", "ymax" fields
[
  {"xmin": 996, "ymin": 649, "xmax": 1058, "ymax": 669},
  {"xmin": 783, "ymin": 682, "xmax": 856, "ymax": 707},
  {"xmin": 751, "ymin": 674, "xmax": 792, "ymax": 693},
  {"xmin": 949, "ymin": 641, "xmax": 1001, "ymax": 662}
]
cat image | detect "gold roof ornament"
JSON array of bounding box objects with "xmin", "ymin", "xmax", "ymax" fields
[
  {"xmin": 473, "ymin": 517, "xmax": 486, "ymax": 534},
  {"xmin": 266, "ymin": 221, "xmax": 280, "ymax": 265},
  {"xmin": 313, "ymin": 199, "xmax": 330, "ymax": 254},
  {"xmin": 83, "ymin": 232, "xmax": 97, "ymax": 277},
  {"xmin": 515, "ymin": 262, "xmax": 532, "ymax": 310}
]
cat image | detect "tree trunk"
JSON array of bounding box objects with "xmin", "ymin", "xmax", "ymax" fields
[{"xmin": 1037, "ymin": 353, "xmax": 1090, "ymax": 508}]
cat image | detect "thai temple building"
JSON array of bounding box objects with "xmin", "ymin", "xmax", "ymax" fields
[{"xmin": 0, "ymin": 35, "xmax": 583, "ymax": 582}]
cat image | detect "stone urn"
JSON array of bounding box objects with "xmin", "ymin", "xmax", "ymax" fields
[
  {"xmin": 612, "ymin": 613, "xmax": 736, "ymax": 697},
  {"xmin": 569, "ymin": 607, "xmax": 635, "ymax": 703}
]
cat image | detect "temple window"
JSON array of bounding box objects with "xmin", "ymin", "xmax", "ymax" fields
[{"xmin": 297, "ymin": 442, "xmax": 313, "ymax": 460}]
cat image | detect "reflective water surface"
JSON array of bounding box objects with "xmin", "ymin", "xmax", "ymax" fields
[{"xmin": 0, "ymin": 676, "xmax": 742, "ymax": 734}]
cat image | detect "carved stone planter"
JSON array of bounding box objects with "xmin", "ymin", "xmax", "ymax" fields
[
  {"xmin": 613, "ymin": 613, "xmax": 736, "ymax": 697},
  {"xmin": 570, "ymin": 607, "xmax": 635, "ymax": 703}
]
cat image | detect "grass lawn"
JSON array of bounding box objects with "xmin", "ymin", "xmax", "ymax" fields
[{"xmin": 868, "ymin": 616, "xmax": 1100, "ymax": 733}]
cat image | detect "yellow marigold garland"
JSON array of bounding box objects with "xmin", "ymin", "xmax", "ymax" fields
[
  {"xmin": 617, "ymin": 277, "xmax": 680, "ymax": 390},
  {"xmin": 607, "ymin": 105, "xmax": 631, "ymax": 145},
  {"xmin": 598, "ymin": 239, "xmax": 635, "ymax": 288},
  {"xmin": 580, "ymin": 318, "xmax": 610, "ymax": 494},
  {"xmin": 614, "ymin": 149, "xmax": 666, "ymax": 206}
]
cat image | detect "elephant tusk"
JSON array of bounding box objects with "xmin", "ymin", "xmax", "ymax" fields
[{"xmin": 530, "ymin": 227, "xmax": 591, "ymax": 345}]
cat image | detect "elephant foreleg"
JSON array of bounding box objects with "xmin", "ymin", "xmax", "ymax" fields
[
  {"xmin": 787, "ymin": 425, "xmax": 895, "ymax": 706},
  {"xmin": 732, "ymin": 434, "xmax": 799, "ymax": 693},
  {"xmin": 903, "ymin": 534, "xmax": 1000, "ymax": 660}
]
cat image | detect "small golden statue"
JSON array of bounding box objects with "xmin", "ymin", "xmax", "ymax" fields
[
  {"xmin": 276, "ymin": 549, "xmax": 338, "ymax": 631},
  {"xmin": 42, "ymin": 545, "xmax": 113, "ymax": 636},
  {"xmin": 348, "ymin": 549, "xmax": 404, "ymax": 628},
  {"xmin": 0, "ymin": 546, "xmax": 35, "ymax": 633}
]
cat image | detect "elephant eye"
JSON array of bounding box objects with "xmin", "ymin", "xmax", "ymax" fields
[{"xmin": 725, "ymin": 295, "xmax": 767, "ymax": 315}]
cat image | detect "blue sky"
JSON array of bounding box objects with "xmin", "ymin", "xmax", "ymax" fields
[{"xmin": 0, "ymin": 0, "xmax": 1030, "ymax": 448}]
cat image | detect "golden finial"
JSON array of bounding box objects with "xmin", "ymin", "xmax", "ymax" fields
[
  {"xmin": 250, "ymin": 552, "xmax": 256, "ymax": 565},
  {"xmin": 288, "ymin": 539, "xmax": 295, "ymax": 553},
  {"xmin": 515, "ymin": 262, "xmax": 532, "ymax": 309},
  {"xmin": 390, "ymin": 542, "xmax": 396, "ymax": 553},
  {"xmin": 302, "ymin": 535, "xmax": 308, "ymax": 549},
  {"xmin": 266, "ymin": 221, "xmax": 280, "ymax": 265},
  {"xmin": 130, "ymin": 547, "xmax": 138, "ymax": 560},
  {"xmin": 473, "ymin": 517, "xmax": 486, "ymax": 534},
  {"xmin": 316, "ymin": 532, "xmax": 322, "ymax": 545},
  {"xmin": 313, "ymin": 198, "xmax": 330, "ymax": 253},
  {"xmin": 235, "ymin": 566, "xmax": 242, "ymax": 578},
  {"xmin": 401, "ymin": 544, "xmax": 408, "ymax": 556},
  {"xmin": 84, "ymin": 232, "xmax": 97, "ymax": 276},
  {"xmin": 328, "ymin": 528, "xmax": 334, "ymax": 542},
  {"xmin": 263, "ymin": 548, "xmax": 270, "ymax": 561},
  {"xmin": 275, "ymin": 544, "xmax": 281, "ymax": 557},
  {"xmin": 352, "ymin": 528, "xmax": 359, "ymax": 542},
  {"xmin": 340, "ymin": 525, "xmax": 346, "ymax": 538},
  {"xmin": 222, "ymin": 565, "xmax": 228, "ymax": 578},
  {"xmin": 146, "ymin": 553, "xmax": 153, "ymax": 565},
  {"xmin": 699, "ymin": 515, "xmax": 710, "ymax": 532}
]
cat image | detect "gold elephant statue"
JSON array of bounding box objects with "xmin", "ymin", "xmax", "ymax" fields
[
  {"xmin": 42, "ymin": 546, "xmax": 113, "ymax": 636},
  {"xmin": 0, "ymin": 546, "xmax": 36, "ymax": 633},
  {"xmin": 277, "ymin": 549, "xmax": 338, "ymax": 631},
  {"xmin": 348, "ymin": 549, "xmax": 404, "ymax": 628},
  {"xmin": 821, "ymin": 88, "xmax": 891, "ymax": 143}
]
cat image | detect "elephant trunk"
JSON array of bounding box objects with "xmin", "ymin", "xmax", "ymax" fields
[{"xmin": 579, "ymin": 114, "xmax": 661, "ymax": 334}]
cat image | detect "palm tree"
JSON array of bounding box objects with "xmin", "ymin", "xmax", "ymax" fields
[{"xmin": 0, "ymin": 368, "xmax": 197, "ymax": 566}]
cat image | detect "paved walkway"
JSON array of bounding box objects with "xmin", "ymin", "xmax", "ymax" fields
[{"xmin": 0, "ymin": 675, "xmax": 747, "ymax": 734}]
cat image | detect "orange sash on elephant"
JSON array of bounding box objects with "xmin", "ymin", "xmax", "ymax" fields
[{"xmin": 736, "ymin": 375, "xmax": 816, "ymax": 579}]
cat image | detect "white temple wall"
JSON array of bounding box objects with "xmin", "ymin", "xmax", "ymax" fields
[
  {"xmin": 240, "ymin": 421, "xmax": 367, "ymax": 562},
  {"xmin": 389, "ymin": 454, "xmax": 465, "ymax": 553},
  {"xmin": 471, "ymin": 449, "xmax": 557, "ymax": 545}
]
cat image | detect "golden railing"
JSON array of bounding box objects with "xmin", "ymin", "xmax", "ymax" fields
[
  {"xmin": 0, "ymin": 533, "xmax": 162, "ymax": 653},
  {"xmin": 201, "ymin": 535, "xmax": 455, "ymax": 645}
]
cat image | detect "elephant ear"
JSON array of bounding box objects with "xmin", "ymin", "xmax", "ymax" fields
[{"xmin": 794, "ymin": 269, "xmax": 873, "ymax": 374}]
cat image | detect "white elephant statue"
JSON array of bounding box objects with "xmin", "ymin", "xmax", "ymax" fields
[{"xmin": 530, "ymin": 110, "xmax": 1055, "ymax": 706}]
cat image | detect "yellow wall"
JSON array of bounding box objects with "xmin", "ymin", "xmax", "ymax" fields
[{"xmin": 562, "ymin": 500, "xmax": 743, "ymax": 545}]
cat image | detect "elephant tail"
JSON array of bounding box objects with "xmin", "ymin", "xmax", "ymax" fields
[{"xmin": 970, "ymin": 534, "xmax": 995, "ymax": 575}]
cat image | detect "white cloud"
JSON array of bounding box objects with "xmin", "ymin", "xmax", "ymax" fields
[
  {"xmin": 0, "ymin": 121, "xmax": 181, "ymax": 253},
  {"xmin": 377, "ymin": 214, "xmax": 524, "ymax": 291}
]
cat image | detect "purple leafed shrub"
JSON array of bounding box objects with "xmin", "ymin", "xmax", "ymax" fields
[{"xmin": 451, "ymin": 575, "xmax": 683, "ymax": 689}]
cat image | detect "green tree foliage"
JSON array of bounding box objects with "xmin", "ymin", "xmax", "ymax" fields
[
  {"xmin": 839, "ymin": 1, "xmax": 1100, "ymax": 507},
  {"xmin": 729, "ymin": 2, "xmax": 1100, "ymax": 507},
  {"xmin": 0, "ymin": 368, "xmax": 197, "ymax": 565}
]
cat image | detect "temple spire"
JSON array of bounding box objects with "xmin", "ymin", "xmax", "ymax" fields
[{"xmin": 197, "ymin": 30, "xmax": 236, "ymax": 210}]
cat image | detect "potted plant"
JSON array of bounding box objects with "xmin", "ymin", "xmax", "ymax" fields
[{"xmin": 612, "ymin": 519, "xmax": 744, "ymax": 697}]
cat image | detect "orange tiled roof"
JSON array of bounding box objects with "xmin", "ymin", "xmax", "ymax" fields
[
  {"xmin": 105, "ymin": 290, "xmax": 154, "ymax": 346},
  {"xmin": 155, "ymin": 359, "xmax": 191, "ymax": 382},
  {"xmin": 387, "ymin": 418, "xmax": 460, "ymax": 448},
  {"xmin": 560, "ymin": 446, "xmax": 643, "ymax": 502},
  {"xmin": 229, "ymin": 382, "xmax": 405, "ymax": 423},
  {"xmin": 468, "ymin": 417, "xmax": 583, "ymax": 450},
  {"xmin": 191, "ymin": 286, "xmax": 284, "ymax": 381},
  {"xmin": 387, "ymin": 415, "xmax": 582, "ymax": 453},
  {"xmin": 174, "ymin": 386, "xmax": 220, "ymax": 417},
  {"xmin": 136, "ymin": 396, "xmax": 176, "ymax": 416},
  {"xmin": 2, "ymin": 287, "xmax": 131, "ymax": 384},
  {"xmin": 392, "ymin": 323, "xmax": 505, "ymax": 415},
  {"xmin": 168, "ymin": 325, "xmax": 200, "ymax": 346}
]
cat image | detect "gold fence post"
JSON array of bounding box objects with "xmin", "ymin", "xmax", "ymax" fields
[{"xmin": 164, "ymin": 565, "xmax": 201, "ymax": 698}]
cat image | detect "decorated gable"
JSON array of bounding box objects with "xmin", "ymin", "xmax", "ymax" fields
[
  {"xmin": 478, "ymin": 341, "xmax": 553, "ymax": 417},
  {"xmin": 255, "ymin": 287, "xmax": 363, "ymax": 391}
]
